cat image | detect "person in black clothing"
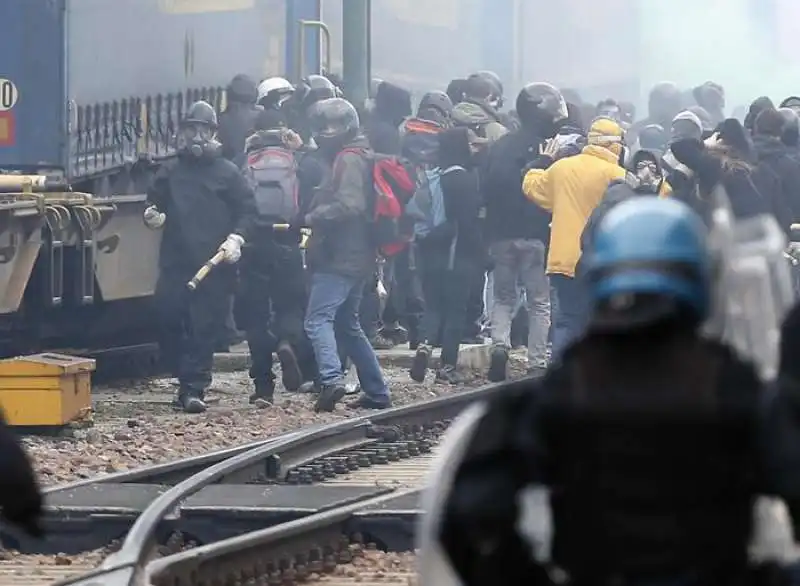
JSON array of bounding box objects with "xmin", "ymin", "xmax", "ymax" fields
[
  {"xmin": 778, "ymin": 107, "xmax": 800, "ymax": 150},
  {"xmin": 410, "ymin": 127, "xmax": 487, "ymax": 384},
  {"xmin": 364, "ymin": 81, "xmax": 411, "ymax": 156},
  {"xmin": 145, "ymin": 101, "xmax": 258, "ymax": 413},
  {"xmin": 234, "ymin": 111, "xmax": 317, "ymax": 406},
  {"xmin": 669, "ymin": 118, "xmax": 770, "ymax": 226},
  {"xmin": 751, "ymin": 107, "xmax": 800, "ymax": 230},
  {"xmin": 361, "ymin": 81, "xmax": 414, "ymax": 348},
  {"xmin": 217, "ymin": 74, "xmax": 261, "ymax": 167},
  {"xmin": 482, "ymin": 83, "xmax": 566, "ymax": 381},
  {"xmin": 420, "ymin": 196, "xmax": 800, "ymax": 586},
  {"xmin": 215, "ymin": 74, "xmax": 260, "ymax": 351},
  {"xmin": 744, "ymin": 96, "xmax": 775, "ymax": 135}
]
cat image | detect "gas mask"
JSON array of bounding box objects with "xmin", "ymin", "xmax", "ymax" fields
[
  {"xmin": 178, "ymin": 122, "xmax": 217, "ymax": 158},
  {"xmin": 626, "ymin": 159, "xmax": 662, "ymax": 193}
]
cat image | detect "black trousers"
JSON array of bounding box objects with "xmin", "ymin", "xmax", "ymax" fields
[
  {"xmin": 234, "ymin": 242, "xmax": 316, "ymax": 389},
  {"xmin": 419, "ymin": 253, "xmax": 475, "ymax": 367},
  {"xmin": 383, "ymin": 246, "xmax": 424, "ymax": 341},
  {"xmin": 156, "ymin": 264, "xmax": 232, "ymax": 396}
]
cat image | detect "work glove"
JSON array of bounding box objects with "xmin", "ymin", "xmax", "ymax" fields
[
  {"xmin": 218, "ymin": 234, "xmax": 245, "ymax": 264},
  {"xmin": 0, "ymin": 420, "xmax": 44, "ymax": 538},
  {"xmin": 142, "ymin": 205, "xmax": 165, "ymax": 229}
]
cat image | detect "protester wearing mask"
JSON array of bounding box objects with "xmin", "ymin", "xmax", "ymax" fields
[
  {"xmin": 523, "ymin": 117, "xmax": 627, "ymax": 360},
  {"xmin": 483, "ymin": 82, "xmax": 568, "ymax": 380},
  {"xmin": 145, "ymin": 101, "xmax": 258, "ymax": 413},
  {"xmin": 455, "ymin": 75, "xmax": 508, "ymax": 142},
  {"xmin": 303, "ymin": 98, "xmax": 391, "ymax": 413}
]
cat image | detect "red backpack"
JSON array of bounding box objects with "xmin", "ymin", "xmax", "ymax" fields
[{"xmin": 336, "ymin": 147, "xmax": 416, "ymax": 256}]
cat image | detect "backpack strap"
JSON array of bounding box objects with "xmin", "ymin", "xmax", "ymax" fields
[{"xmin": 441, "ymin": 165, "xmax": 465, "ymax": 175}]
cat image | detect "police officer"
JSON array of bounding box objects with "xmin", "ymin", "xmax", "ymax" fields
[
  {"xmin": 419, "ymin": 197, "xmax": 800, "ymax": 586},
  {"xmin": 144, "ymin": 101, "xmax": 258, "ymax": 413}
]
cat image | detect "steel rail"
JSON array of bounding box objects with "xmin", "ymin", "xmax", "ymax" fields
[{"xmin": 53, "ymin": 379, "xmax": 513, "ymax": 586}]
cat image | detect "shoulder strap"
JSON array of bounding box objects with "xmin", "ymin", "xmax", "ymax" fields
[{"xmin": 441, "ymin": 165, "xmax": 465, "ymax": 175}]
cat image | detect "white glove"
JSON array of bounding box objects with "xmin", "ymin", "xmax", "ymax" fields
[
  {"xmin": 143, "ymin": 205, "xmax": 165, "ymax": 229},
  {"xmin": 218, "ymin": 234, "xmax": 244, "ymax": 264}
]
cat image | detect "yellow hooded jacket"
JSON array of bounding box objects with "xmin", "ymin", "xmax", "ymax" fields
[{"xmin": 523, "ymin": 118, "xmax": 626, "ymax": 278}]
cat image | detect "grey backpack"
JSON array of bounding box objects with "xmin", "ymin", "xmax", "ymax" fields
[{"xmin": 245, "ymin": 146, "xmax": 299, "ymax": 222}]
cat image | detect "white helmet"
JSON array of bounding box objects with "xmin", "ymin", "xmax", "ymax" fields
[{"xmin": 257, "ymin": 77, "xmax": 294, "ymax": 107}]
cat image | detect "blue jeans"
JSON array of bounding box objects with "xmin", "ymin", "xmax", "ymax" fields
[
  {"xmin": 304, "ymin": 272, "xmax": 389, "ymax": 401},
  {"xmin": 550, "ymin": 274, "xmax": 586, "ymax": 361}
]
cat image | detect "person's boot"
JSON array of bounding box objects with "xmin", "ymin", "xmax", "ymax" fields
[
  {"xmin": 380, "ymin": 322, "xmax": 408, "ymax": 345},
  {"xmin": 488, "ymin": 345, "xmax": 509, "ymax": 382},
  {"xmin": 276, "ymin": 341, "xmax": 302, "ymax": 392},
  {"xmin": 249, "ymin": 381, "xmax": 274, "ymax": 408},
  {"xmin": 410, "ymin": 343, "xmax": 431, "ymax": 383},
  {"xmin": 435, "ymin": 364, "xmax": 464, "ymax": 385},
  {"xmin": 314, "ymin": 383, "xmax": 347, "ymax": 412},
  {"xmin": 370, "ymin": 334, "xmax": 395, "ymax": 350},
  {"xmin": 178, "ymin": 390, "xmax": 207, "ymax": 414}
]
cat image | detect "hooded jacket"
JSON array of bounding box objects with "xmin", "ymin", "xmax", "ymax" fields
[
  {"xmin": 218, "ymin": 74, "xmax": 261, "ymax": 167},
  {"xmin": 364, "ymin": 82, "xmax": 411, "ymax": 155},
  {"xmin": 669, "ymin": 120, "xmax": 771, "ymax": 227},
  {"xmin": 452, "ymin": 102, "xmax": 508, "ymax": 142},
  {"xmin": 431, "ymin": 127, "xmax": 485, "ymax": 265},
  {"xmin": 304, "ymin": 135, "xmax": 376, "ymax": 278},
  {"xmin": 752, "ymin": 134, "xmax": 800, "ymax": 228},
  {"xmin": 482, "ymin": 128, "xmax": 551, "ymax": 244},
  {"xmin": 523, "ymin": 118, "xmax": 626, "ymax": 278}
]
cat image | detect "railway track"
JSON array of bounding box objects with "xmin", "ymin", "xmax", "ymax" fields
[{"xmin": 30, "ymin": 379, "xmax": 515, "ymax": 586}]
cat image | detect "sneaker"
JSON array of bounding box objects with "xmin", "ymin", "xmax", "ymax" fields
[
  {"xmin": 297, "ymin": 381, "xmax": 317, "ymax": 394},
  {"xmin": 252, "ymin": 396, "xmax": 273, "ymax": 409},
  {"xmin": 370, "ymin": 335, "xmax": 395, "ymax": 350},
  {"xmin": 277, "ymin": 341, "xmax": 302, "ymax": 392},
  {"xmin": 435, "ymin": 365, "xmax": 464, "ymax": 385},
  {"xmin": 527, "ymin": 366, "xmax": 548, "ymax": 378},
  {"xmin": 347, "ymin": 395, "xmax": 392, "ymax": 410},
  {"xmin": 380, "ymin": 323, "xmax": 408, "ymax": 345},
  {"xmin": 487, "ymin": 346, "xmax": 509, "ymax": 382},
  {"xmin": 314, "ymin": 384, "xmax": 347, "ymax": 412},
  {"xmin": 409, "ymin": 344, "xmax": 431, "ymax": 383},
  {"xmin": 249, "ymin": 381, "xmax": 275, "ymax": 405},
  {"xmin": 180, "ymin": 394, "xmax": 207, "ymax": 414}
]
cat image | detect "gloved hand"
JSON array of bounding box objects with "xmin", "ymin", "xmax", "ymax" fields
[
  {"xmin": 142, "ymin": 205, "xmax": 165, "ymax": 229},
  {"xmin": 218, "ymin": 234, "xmax": 245, "ymax": 264}
]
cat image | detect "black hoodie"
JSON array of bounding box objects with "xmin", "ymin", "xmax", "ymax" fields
[
  {"xmin": 365, "ymin": 82, "xmax": 412, "ymax": 155},
  {"xmin": 752, "ymin": 134, "xmax": 800, "ymax": 226},
  {"xmin": 423, "ymin": 127, "xmax": 484, "ymax": 266}
]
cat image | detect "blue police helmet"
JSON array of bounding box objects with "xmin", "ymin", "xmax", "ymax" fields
[{"xmin": 585, "ymin": 196, "xmax": 711, "ymax": 322}]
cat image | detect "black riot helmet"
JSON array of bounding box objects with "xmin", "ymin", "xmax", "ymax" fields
[
  {"xmin": 515, "ymin": 82, "xmax": 568, "ymax": 138},
  {"xmin": 471, "ymin": 70, "xmax": 504, "ymax": 109},
  {"xmin": 178, "ymin": 101, "xmax": 219, "ymax": 159},
  {"xmin": 648, "ymin": 81, "xmax": 683, "ymax": 125},
  {"xmin": 778, "ymin": 107, "xmax": 800, "ymax": 147},
  {"xmin": 418, "ymin": 91, "xmax": 453, "ymax": 117},
  {"xmin": 309, "ymin": 98, "xmax": 360, "ymax": 153},
  {"xmin": 291, "ymin": 75, "xmax": 338, "ymax": 118}
]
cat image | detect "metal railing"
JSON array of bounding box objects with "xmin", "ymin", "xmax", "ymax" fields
[{"xmin": 70, "ymin": 86, "xmax": 226, "ymax": 179}]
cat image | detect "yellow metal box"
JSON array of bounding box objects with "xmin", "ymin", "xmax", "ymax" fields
[{"xmin": 0, "ymin": 353, "xmax": 95, "ymax": 426}]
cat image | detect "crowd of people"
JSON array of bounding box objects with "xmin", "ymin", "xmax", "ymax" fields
[{"xmin": 140, "ymin": 70, "xmax": 800, "ymax": 421}]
